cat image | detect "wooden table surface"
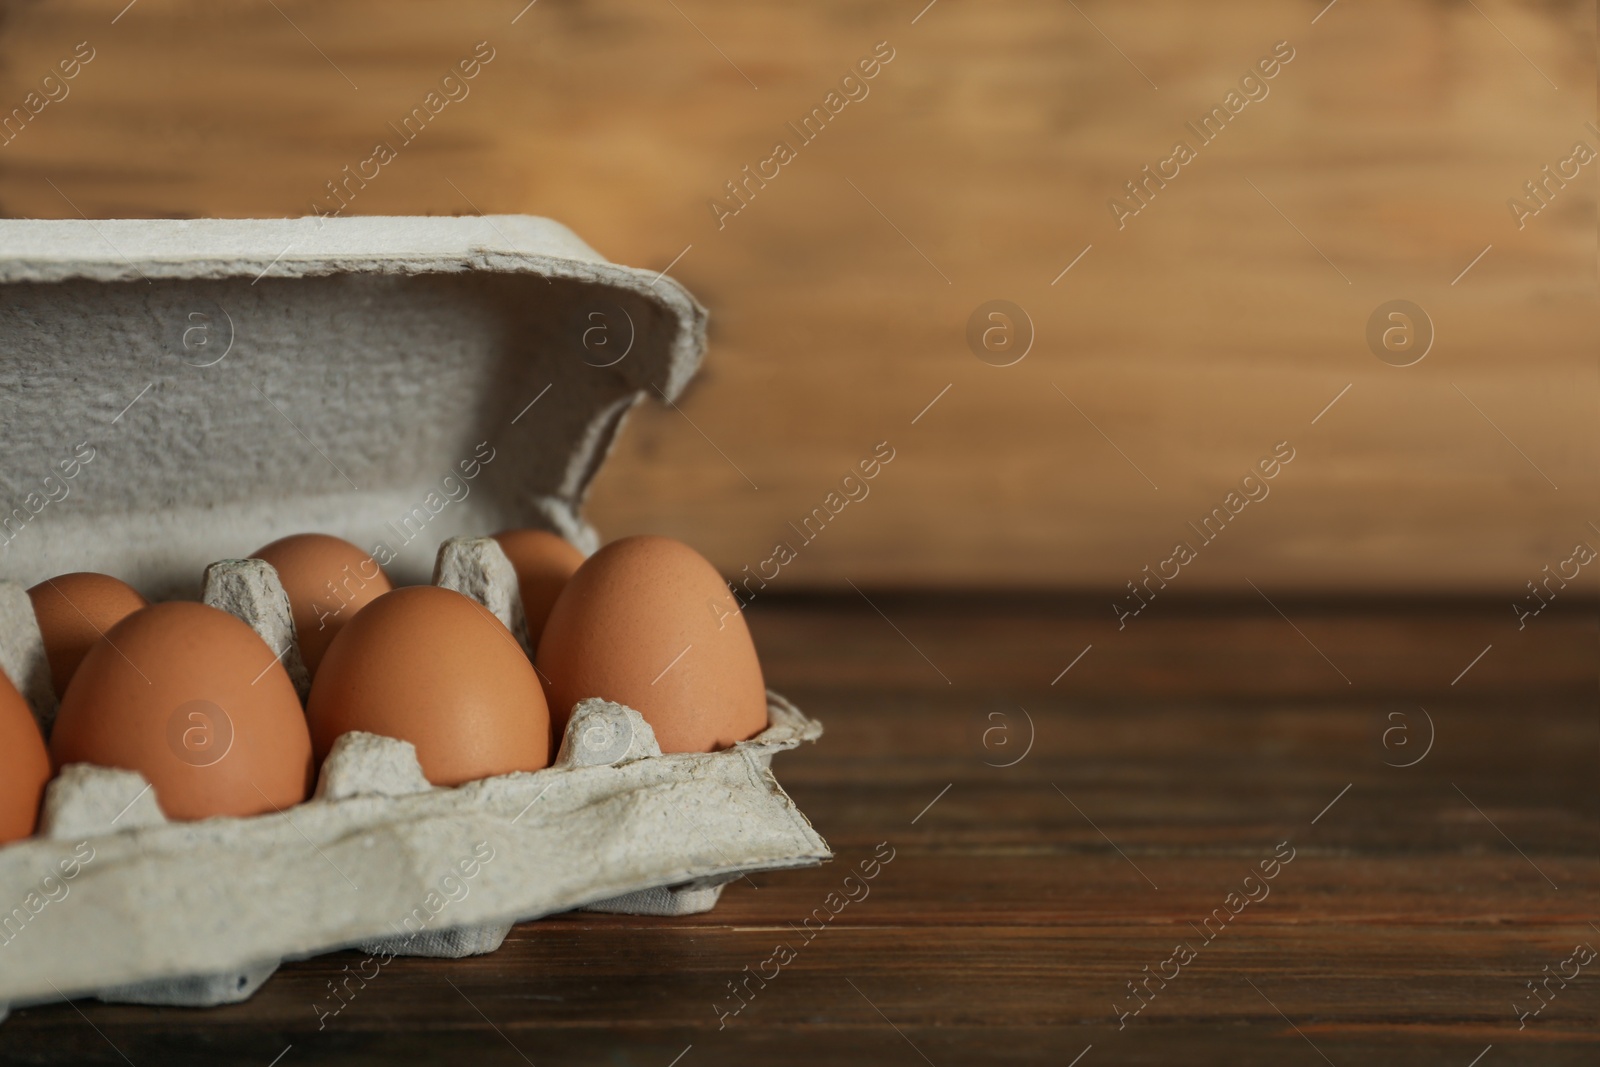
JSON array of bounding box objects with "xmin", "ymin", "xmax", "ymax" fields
[{"xmin": 1, "ymin": 593, "xmax": 1595, "ymax": 1065}]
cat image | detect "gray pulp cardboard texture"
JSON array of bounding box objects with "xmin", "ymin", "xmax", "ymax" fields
[{"xmin": 0, "ymin": 217, "xmax": 828, "ymax": 1014}]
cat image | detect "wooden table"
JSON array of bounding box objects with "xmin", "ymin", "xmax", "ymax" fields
[{"xmin": 2, "ymin": 594, "xmax": 1594, "ymax": 1065}]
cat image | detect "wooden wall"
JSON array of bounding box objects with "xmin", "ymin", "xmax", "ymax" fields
[{"xmin": 0, "ymin": 0, "xmax": 1592, "ymax": 593}]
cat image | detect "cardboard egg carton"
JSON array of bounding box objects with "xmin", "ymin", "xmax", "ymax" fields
[{"xmin": 0, "ymin": 217, "xmax": 829, "ymax": 1018}]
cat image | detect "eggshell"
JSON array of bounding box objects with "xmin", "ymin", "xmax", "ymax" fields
[
  {"xmin": 306, "ymin": 586, "xmax": 550, "ymax": 786},
  {"xmin": 49, "ymin": 602, "xmax": 314, "ymax": 822},
  {"xmin": 251, "ymin": 534, "xmax": 392, "ymax": 675},
  {"xmin": 27, "ymin": 572, "xmax": 148, "ymax": 698},
  {"xmin": 535, "ymin": 535, "xmax": 769, "ymax": 753},
  {"xmin": 492, "ymin": 528, "xmax": 585, "ymax": 648},
  {"xmin": 0, "ymin": 668, "xmax": 51, "ymax": 844}
]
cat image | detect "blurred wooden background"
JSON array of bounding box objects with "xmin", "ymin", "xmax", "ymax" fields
[{"xmin": 0, "ymin": 0, "xmax": 1592, "ymax": 593}]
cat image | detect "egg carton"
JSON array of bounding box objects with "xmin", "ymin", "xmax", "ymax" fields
[
  {"xmin": 0, "ymin": 216, "xmax": 830, "ymax": 1018},
  {"xmin": 0, "ymin": 544, "xmax": 826, "ymax": 1015}
]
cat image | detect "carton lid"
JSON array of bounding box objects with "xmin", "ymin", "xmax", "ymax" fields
[{"xmin": 0, "ymin": 216, "xmax": 706, "ymax": 596}]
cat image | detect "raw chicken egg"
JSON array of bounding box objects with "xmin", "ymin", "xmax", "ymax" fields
[
  {"xmin": 492, "ymin": 528, "xmax": 585, "ymax": 648},
  {"xmin": 535, "ymin": 536, "xmax": 769, "ymax": 753},
  {"xmin": 49, "ymin": 602, "xmax": 314, "ymax": 821},
  {"xmin": 251, "ymin": 533, "xmax": 392, "ymax": 675},
  {"xmin": 0, "ymin": 668, "xmax": 51, "ymax": 844},
  {"xmin": 306, "ymin": 586, "xmax": 549, "ymax": 786},
  {"xmin": 27, "ymin": 572, "xmax": 147, "ymax": 698}
]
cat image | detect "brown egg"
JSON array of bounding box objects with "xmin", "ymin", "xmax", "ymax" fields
[
  {"xmin": 27, "ymin": 572, "xmax": 148, "ymax": 698},
  {"xmin": 306, "ymin": 586, "xmax": 549, "ymax": 786},
  {"xmin": 535, "ymin": 536, "xmax": 769, "ymax": 753},
  {"xmin": 251, "ymin": 533, "xmax": 392, "ymax": 675},
  {"xmin": 492, "ymin": 529, "xmax": 585, "ymax": 648},
  {"xmin": 49, "ymin": 602, "xmax": 313, "ymax": 822},
  {"xmin": 0, "ymin": 669, "xmax": 51, "ymax": 844}
]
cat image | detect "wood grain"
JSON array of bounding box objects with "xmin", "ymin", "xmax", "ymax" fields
[
  {"xmin": 0, "ymin": 1, "xmax": 1592, "ymax": 592},
  {"xmin": 0, "ymin": 595, "xmax": 1593, "ymax": 1065}
]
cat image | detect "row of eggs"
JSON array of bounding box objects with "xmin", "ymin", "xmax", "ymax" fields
[{"xmin": 0, "ymin": 532, "xmax": 770, "ymax": 842}]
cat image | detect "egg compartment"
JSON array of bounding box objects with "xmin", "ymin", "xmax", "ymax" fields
[
  {"xmin": 429, "ymin": 533, "xmax": 793, "ymax": 920},
  {"xmin": 0, "ymin": 216, "xmax": 830, "ymax": 1019}
]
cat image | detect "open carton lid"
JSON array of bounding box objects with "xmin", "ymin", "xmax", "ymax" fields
[{"xmin": 0, "ymin": 215, "xmax": 705, "ymax": 596}]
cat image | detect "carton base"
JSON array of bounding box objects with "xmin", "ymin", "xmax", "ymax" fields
[
  {"xmin": 584, "ymin": 881, "xmax": 727, "ymax": 916},
  {"xmin": 97, "ymin": 961, "xmax": 280, "ymax": 1007},
  {"xmin": 357, "ymin": 921, "xmax": 513, "ymax": 959}
]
